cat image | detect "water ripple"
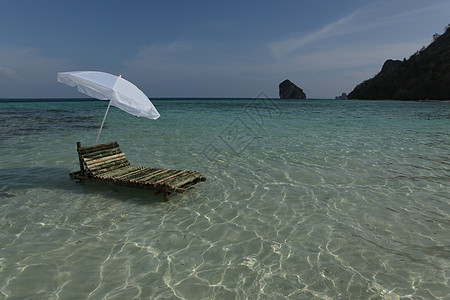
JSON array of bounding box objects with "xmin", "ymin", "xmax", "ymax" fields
[{"xmin": 0, "ymin": 100, "xmax": 449, "ymax": 299}]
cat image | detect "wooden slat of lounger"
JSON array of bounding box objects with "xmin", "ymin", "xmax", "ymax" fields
[
  {"xmin": 99, "ymin": 166, "xmax": 139, "ymax": 178},
  {"xmin": 125, "ymin": 168, "xmax": 163, "ymax": 181},
  {"xmin": 80, "ymin": 147, "xmax": 122, "ymax": 159},
  {"xmin": 130, "ymin": 168, "xmax": 169, "ymax": 182},
  {"xmin": 162, "ymin": 171, "xmax": 193, "ymax": 184},
  {"xmin": 176, "ymin": 181, "xmax": 198, "ymax": 190},
  {"xmin": 169, "ymin": 173, "xmax": 204, "ymax": 189},
  {"xmin": 145, "ymin": 169, "xmax": 181, "ymax": 183},
  {"xmin": 87, "ymin": 157, "xmax": 129, "ymax": 171},
  {"xmin": 130, "ymin": 170, "xmax": 172, "ymax": 185},
  {"xmin": 153, "ymin": 170, "xmax": 185, "ymax": 184},
  {"xmin": 85, "ymin": 155, "xmax": 129, "ymax": 170},
  {"xmin": 153, "ymin": 170, "xmax": 186, "ymax": 184},
  {"xmin": 137, "ymin": 169, "xmax": 173, "ymax": 182},
  {"xmin": 164, "ymin": 170, "xmax": 197, "ymax": 182},
  {"xmin": 91, "ymin": 165, "xmax": 131, "ymax": 176},
  {"xmin": 114, "ymin": 167, "xmax": 154, "ymax": 180},
  {"xmin": 97, "ymin": 166, "xmax": 132, "ymax": 178},
  {"xmin": 89, "ymin": 161, "xmax": 131, "ymax": 176},
  {"xmin": 82, "ymin": 149, "xmax": 123, "ymax": 160},
  {"xmin": 79, "ymin": 144, "xmax": 119, "ymax": 154},
  {"xmin": 111, "ymin": 167, "xmax": 149, "ymax": 179},
  {"xmin": 78, "ymin": 142, "xmax": 118, "ymax": 153},
  {"xmin": 86, "ymin": 160, "xmax": 128, "ymax": 172},
  {"xmin": 84, "ymin": 152, "xmax": 125, "ymax": 162},
  {"xmin": 84, "ymin": 153, "xmax": 127, "ymax": 168}
]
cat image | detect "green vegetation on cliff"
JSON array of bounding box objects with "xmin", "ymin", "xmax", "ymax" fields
[{"xmin": 348, "ymin": 26, "xmax": 450, "ymax": 100}]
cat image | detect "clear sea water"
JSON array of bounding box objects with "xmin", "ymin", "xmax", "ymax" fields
[{"xmin": 0, "ymin": 97, "xmax": 449, "ymax": 299}]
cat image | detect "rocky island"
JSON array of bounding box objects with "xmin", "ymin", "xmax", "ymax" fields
[
  {"xmin": 348, "ymin": 26, "xmax": 450, "ymax": 100},
  {"xmin": 279, "ymin": 79, "xmax": 306, "ymax": 99}
]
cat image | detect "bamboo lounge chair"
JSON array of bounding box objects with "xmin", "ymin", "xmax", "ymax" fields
[{"xmin": 69, "ymin": 141, "xmax": 206, "ymax": 200}]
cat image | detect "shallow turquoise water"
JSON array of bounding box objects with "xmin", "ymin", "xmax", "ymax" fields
[{"xmin": 0, "ymin": 98, "xmax": 449, "ymax": 299}]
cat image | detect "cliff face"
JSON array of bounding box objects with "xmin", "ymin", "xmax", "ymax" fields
[
  {"xmin": 380, "ymin": 59, "xmax": 402, "ymax": 73},
  {"xmin": 279, "ymin": 79, "xmax": 306, "ymax": 99},
  {"xmin": 348, "ymin": 27, "xmax": 450, "ymax": 100}
]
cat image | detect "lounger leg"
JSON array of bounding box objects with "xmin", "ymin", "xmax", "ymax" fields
[
  {"xmin": 163, "ymin": 192, "xmax": 171, "ymax": 201},
  {"xmin": 77, "ymin": 142, "xmax": 85, "ymax": 176}
]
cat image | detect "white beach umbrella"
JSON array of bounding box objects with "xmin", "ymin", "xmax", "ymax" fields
[{"xmin": 57, "ymin": 71, "xmax": 160, "ymax": 144}]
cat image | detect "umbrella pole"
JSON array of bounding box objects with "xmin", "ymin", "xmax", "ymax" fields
[{"xmin": 96, "ymin": 99, "xmax": 112, "ymax": 144}]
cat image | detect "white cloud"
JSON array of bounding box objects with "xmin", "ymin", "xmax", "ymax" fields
[
  {"xmin": 122, "ymin": 41, "xmax": 267, "ymax": 97},
  {"xmin": 269, "ymin": 9, "xmax": 366, "ymax": 58},
  {"xmin": 268, "ymin": 1, "xmax": 450, "ymax": 59},
  {"xmin": 0, "ymin": 46, "xmax": 74, "ymax": 97},
  {"xmin": 123, "ymin": 41, "xmax": 193, "ymax": 67},
  {"xmin": 0, "ymin": 66, "xmax": 24, "ymax": 81},
  {"xmin": 290, "ymin": 41, "xmax": 425, "ymax": 72}
]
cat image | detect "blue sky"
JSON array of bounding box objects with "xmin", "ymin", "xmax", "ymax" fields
[{"xmin": 0, "ymin": 0, "xmax": 449, "ymax": 99}]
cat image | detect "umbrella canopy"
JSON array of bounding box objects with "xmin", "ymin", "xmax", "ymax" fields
[
  {"xmin": 57, "ymin": 71, "xmax": 160, "ymax": 119},
  {"xmin": 57, "ymin": 71, "xmax": 160, "ymax": 143}
]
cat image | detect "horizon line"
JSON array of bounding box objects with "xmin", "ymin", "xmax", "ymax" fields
[{"xmin": 0, "ymin": 97, "xmax": 338, "ymax": 102}]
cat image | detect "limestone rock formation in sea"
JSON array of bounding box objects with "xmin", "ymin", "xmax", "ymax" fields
[
  {"xmin": 335, "ymin": 92, "xmax": 348, "ymax": 100},
  {"xmin": 279, "ymin": 79, "xmax": 306, "ymax": 99},
  {"xmin": 348, "ymin": 26, "xmax": 450, "ymax": 100}
]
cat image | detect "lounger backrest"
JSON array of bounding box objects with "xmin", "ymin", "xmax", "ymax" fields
[{"xmin": 78, "ymin": 142, "xmax": 130, "ymax": 176}]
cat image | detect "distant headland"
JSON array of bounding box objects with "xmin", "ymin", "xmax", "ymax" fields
[{"xmin": 347, "ymin": 25, "xmax": 450, "ymax": 101}]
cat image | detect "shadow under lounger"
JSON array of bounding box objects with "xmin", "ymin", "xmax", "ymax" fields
[{"xmin": 69, "ymin": 141, "xmax": 206, "ymax": 199}]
